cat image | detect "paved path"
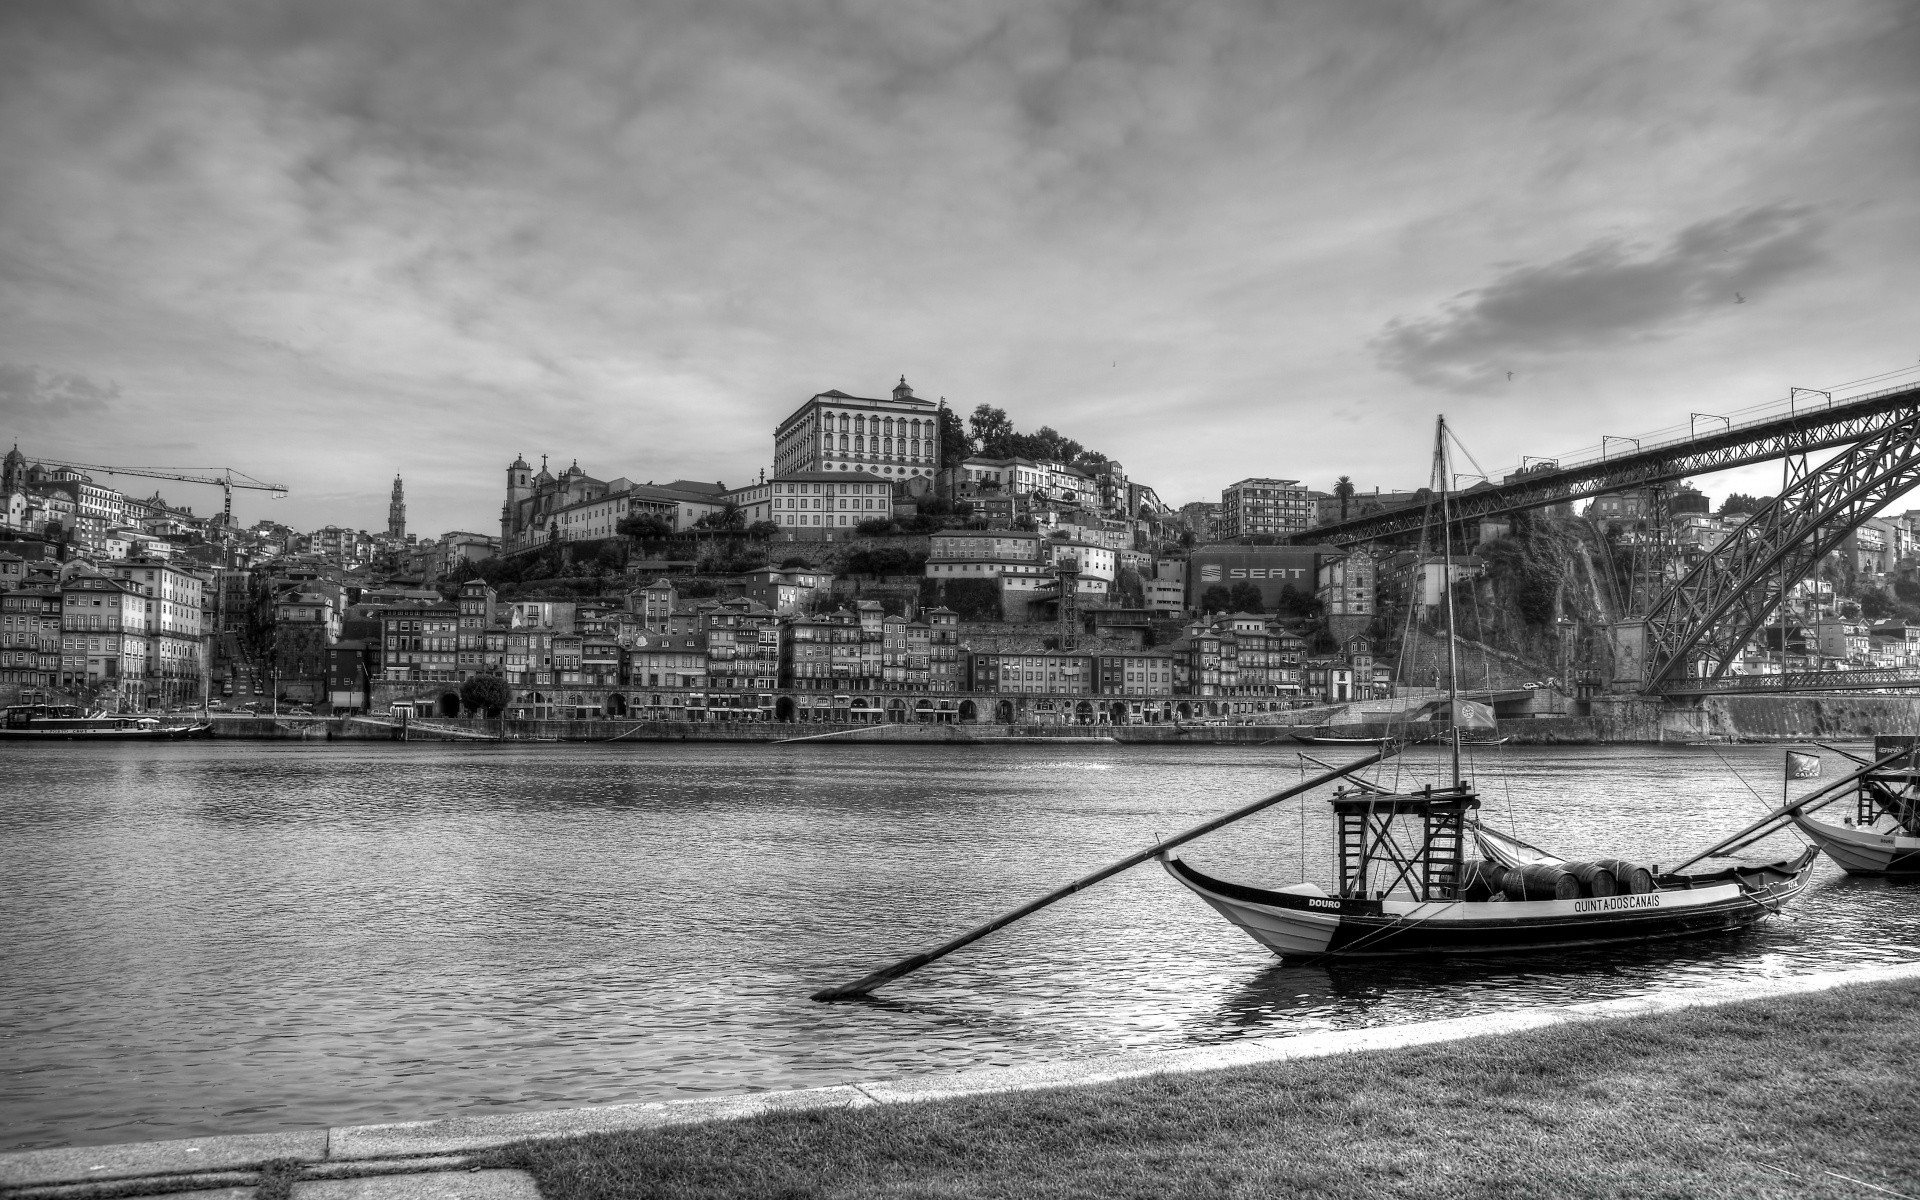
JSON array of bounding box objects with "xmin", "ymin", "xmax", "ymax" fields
[{"xmin": 5, "ymin": 961, "xmax": 1917, "ymax": 1199}]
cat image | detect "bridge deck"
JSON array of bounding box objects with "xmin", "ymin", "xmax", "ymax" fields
[{"xmin": 1295, "ymin": 380, "xmax": 1920, "ymax": 545}]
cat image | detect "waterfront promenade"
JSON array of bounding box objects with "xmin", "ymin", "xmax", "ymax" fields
[{"xmin": 5, "ymin": 963, "xmax": 1916, "ymax": 1199}]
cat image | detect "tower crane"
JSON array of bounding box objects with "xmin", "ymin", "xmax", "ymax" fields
[{"xmin": 31, "ymin": 459, "xmax": 288, "ymax": 526}]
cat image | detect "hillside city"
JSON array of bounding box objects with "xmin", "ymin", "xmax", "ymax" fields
[{"xmin": 7, "ymin": 378, "xmax": 1920, "ymax": 725}]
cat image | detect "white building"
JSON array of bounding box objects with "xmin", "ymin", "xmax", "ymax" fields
[
  {"xmin": 772, "ymin": 378, "xmax": 943, "ymax": 483},
  {"xmin": 765, "ymin": 470, "xmax": 893, "ymax": 536}
]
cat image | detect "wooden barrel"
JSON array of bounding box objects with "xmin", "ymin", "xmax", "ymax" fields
[
  {"xmin": 1560, "ymin": 861, "xmax": 1619, "ymax": 898},
  {"xmin": 1461, "ymin": 860, "xmax": 1507, "ymax": 902},
  {"xmin": 1594, "ymin": 858, "xmax": 1655, "ymax": 894},
  {"xmin": 1502, "ymin": 863, "xmax": 1581, "ymax": 901}
]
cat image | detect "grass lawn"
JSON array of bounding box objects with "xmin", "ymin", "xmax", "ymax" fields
[{"xmin": 487, "ymin": 978, "xmax": 1920, "ymax": 1200}]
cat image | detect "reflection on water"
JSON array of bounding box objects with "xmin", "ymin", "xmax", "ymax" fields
[{"xmin": 1, "ymin": 740, "xmax": 1915, "ymax": 1150}]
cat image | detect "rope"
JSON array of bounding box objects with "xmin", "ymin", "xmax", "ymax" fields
[{"xmin": 1705, "ymin": 744, "xmax": 1810, "ymax": 849}]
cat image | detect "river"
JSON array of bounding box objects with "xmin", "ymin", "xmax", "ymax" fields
[{"xmin": 2, "ymin": 740, "xmax": 1915, "ymax": 1151}]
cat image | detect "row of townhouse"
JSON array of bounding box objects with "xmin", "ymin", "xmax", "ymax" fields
[
  {"xmin": 2, "ymin": 559, "xmax": 216, "ymax": 709},
  {"xmin": 365, "ymin": 587, "xmax": 1383, "ymax": 723}
]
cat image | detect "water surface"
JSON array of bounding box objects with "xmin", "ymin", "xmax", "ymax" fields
[{"xmin": 2, "ymin": 740, "xmax": 1914, "ymax": 1150}]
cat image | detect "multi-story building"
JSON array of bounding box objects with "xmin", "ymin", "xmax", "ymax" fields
[
  {"xmin": 1093, "ymin": 650, "xmax": 1175, "ymax": 697},
  {"xmin": 629, "ymin": 633, "xmax": 709, "ymax": 691},
  {"xmin": 731, "ymin": 566, "xmax": 824, "ymax": 614},
  {"xmin": 968, "ymin": 650, "xmax": 1096, "ymax": 696},
  {"xmin": 0, "ymin": 586, "xmax": 61, "ymax": 693},
  {"xmin": 878, "ymin": 614, "xmax": 932, "ymax": 691},
  {"xmin": 765, "ymin": 470, "xmax": 893, "ymax": 535},
  {"xmin": 925, "ymin": 606, "xmax": 960, "ymax": 692},
  {"xmin": 1810, "ymin": 619, "xmax": 1871, "ymax": 665},
  {"xmin": 1316, "ymin": 550, "xmax": 1376, "ymax": 618},
  {"xmin": 1218, "ymin": 478, "xmax": 1313, "ymax": 539},
  {"xmin": 455, "ymin": 579, "xmax": 496, "ymax": 679},
  {"xmin": 104, "ymin": 559, "xmax": 210, "ymax": 708},
  {"xmin": 379, "ymin": 603, "xmax": 463, "ymax": 682},
  {"xmin": 703, "ymin": 600, "xmax": 782, "ymax": 698},
  {"xmin": 781, "ymin": 609, "xmax": 880, "ymax": 694},
  {"xmin": 958, "ymin": 456, "xmax": 1026, "ymax": 492},
  {"xmin": 772, "ymin": 378, "xmax": 943, "ymax": 483},
  {"xmin": 59, "ymin": 567, "xmax": 153, "ymax": 708},
  {"xmin": 923, "ymin": 529, "xmax": 1044, "ymax": 581}
]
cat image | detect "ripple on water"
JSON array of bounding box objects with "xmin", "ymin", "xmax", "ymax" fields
[{"xmin": 0, "ymin": 740, "xmax": 1914, "ymax": 1150}]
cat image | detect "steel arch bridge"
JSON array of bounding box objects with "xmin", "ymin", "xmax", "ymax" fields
[{"xmin": 1289, "ymin": 380, "xmax": 1920, "ymax": 697}]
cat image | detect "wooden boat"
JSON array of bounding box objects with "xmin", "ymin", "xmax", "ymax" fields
[
  {"xmin": 1163, "ymin": 415, "xmax": 1822, "ymax": 962},
  {"xmin": 1163, "ymin": 786, "xmax": 1818, "ymax": 960},
  {"xmin": 0, "ymin": 704, "xmax": 211, "ymax": 740},
  {"xmin": 1786, "ymin": 749, "xmax": 1920, "ymax": 875},
  {"xmin": 1787, "ymin": 814, "xmax": 1920, "ymax": 876},
  {"xmin": 1289, "ymin": 730, "xmax": 1394, "ymax": 746}
]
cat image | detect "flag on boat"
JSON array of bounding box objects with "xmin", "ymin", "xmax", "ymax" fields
[
  {"xmin": 1405, "ymin": 698, "xmax": 1497, "ymax": 730},
  {"xmin": 1786, "ymin": 750, "xmax": 1821, "ymax": 779},
  {"xmin": 1453, "ymin": 700, "xmax": 1497, "ymax": 730}
]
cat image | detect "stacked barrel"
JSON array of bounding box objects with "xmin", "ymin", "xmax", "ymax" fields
[{"xmin": 1461, "ymin": 858, "xmax": 1655, "ymax": 902}]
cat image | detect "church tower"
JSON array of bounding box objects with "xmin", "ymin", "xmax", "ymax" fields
[
  {"xmin": 2, "ymin": 444, "xmax": 25, "ymax": 495},
  {"xmin": 502, "ymin": 454, "xmax": 531, "ymax": 543},
  {"xmin": 387, "ymin": 475, "xmax": 406, "ymax": 540}
]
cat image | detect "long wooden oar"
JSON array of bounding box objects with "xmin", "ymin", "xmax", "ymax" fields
[
  {"xmin": 1667, "ymin": 748, "xmax": 1905, "ymax": 873},
  {"xmin": 810, "ymin": 748, "xmax": 1394, "ymax": 1002}
]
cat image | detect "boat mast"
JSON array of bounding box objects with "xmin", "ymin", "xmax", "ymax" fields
[{"xmin": 1436, "ymin": 416, "xmax": 1462, "ymax": 790}]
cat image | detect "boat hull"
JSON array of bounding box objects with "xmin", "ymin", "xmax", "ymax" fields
[
  {"xmin": 0, "ymin": 722, "xmax": 210, "ymax": 740},
  {"xmin": 1161, "ymin": 849, "xmax": 1818, "ymax": 960},
  {"xmin": 1790, "ymin": 812, "xmax": 1920, "ymax": 876}
]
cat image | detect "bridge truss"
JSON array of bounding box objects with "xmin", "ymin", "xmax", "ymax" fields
[
  {"xmin": 1294, "ymin": 381, "xmax": 1920, "ymax": 547},
  {"xmin": 1661, "ymin": 667, "xmax": 1920, "ymax": 697},
  {"xmin": 1636, "ymin": 403, "xmax": 1920, "ymax": 692}
]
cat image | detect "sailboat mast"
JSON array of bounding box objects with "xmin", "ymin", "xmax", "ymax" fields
[{"xmin": 1436, "ymin": 416, "xmax": 1462, "ymax": 789}]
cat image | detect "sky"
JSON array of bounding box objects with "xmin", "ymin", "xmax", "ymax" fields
[{"xmin": 2, "ymin": 0, "xmax": 1917, "ymax": 536}]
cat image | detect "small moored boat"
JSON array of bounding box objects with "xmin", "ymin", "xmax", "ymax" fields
[
  {"xmin": 0, "ymin": 704, "xmax": 211, "ymax": 740},
  {"xmin": 1788, "ymin": 746, "xmax": 1920, "ymax": 875}
]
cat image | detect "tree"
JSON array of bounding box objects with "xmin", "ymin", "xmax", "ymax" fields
[
  {"xmin": 1200, "ymin": 584, "xmax": 1233, "ymax": 613},
  {"xmin": 460, "ymin": 673, "xmax": 511, "ymax": 717},
  {"xmin": 1719, "ymin": 493, "xmax": 1771, "ymax": 516},
  {"xmin": 969, "ymin": 404, "xmax": 1015, "ymax": 453},
  {"xmin": 1275, "ymin": 583, "xmax": 1323, "ymax": 620},
  {"xmin": 745, "ymin": 520, "xmax": 780, "ymax": 539},
  {"xmin": 617, "ymin": 513, "xmax": 673, "ymax": 540},
  {"xmin": 1334, "ymin": 475, "xmax": 1355, "ymax": 521},
  {"xmin": 937, "ymin": 406, "xmax": 973, "ymax": 465},
  {"xmin": 1227, "ymin": 581, "xmax": 1265, "ymax": 613},
  {"xmin": 694, "ymin": 503, "xmax": 745, "ymax": 532}
]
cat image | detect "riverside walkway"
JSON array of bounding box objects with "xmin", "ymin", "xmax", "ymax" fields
[{"xmin": 6, "ymin": 961, "xmax": 1915, "ymax": 1200}]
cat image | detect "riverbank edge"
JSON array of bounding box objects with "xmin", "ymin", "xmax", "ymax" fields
[
  {"xmin": 184, "ymin": 691, "xmax": 1920, "ymax": 744},
  {"xmin": 6, "ymin": 959, "xmax": 1917, "ymax": 1194}
]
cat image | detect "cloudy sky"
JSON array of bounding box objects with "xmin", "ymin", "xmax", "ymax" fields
[{"xmin": 2, "ymin": 0, "xmax": 1917, "ymax": 535}]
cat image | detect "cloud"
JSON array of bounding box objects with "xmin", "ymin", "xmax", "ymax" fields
[
  {"xmin": 1372, "ymin": 205, "xmax": 1828, "ymax": 392},
  {"xmin": 0, "ymin": 362, "xmax": 118, "ymax": 436}
]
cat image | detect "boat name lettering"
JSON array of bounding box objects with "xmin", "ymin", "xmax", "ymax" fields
[
  {"xmin": 1573, "ymin": 893, "xmax": 1662, "ymax": 913},
  {"xmin": 1307, "ymin": 899, "xmax": 1341, "ymax": 910}
]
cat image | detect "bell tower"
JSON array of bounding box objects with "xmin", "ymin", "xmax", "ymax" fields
[{"xmin": 387, "ymin": 475, "xmax": 406, "ymax": 540}]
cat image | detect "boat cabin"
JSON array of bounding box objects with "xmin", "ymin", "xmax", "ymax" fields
[{"xmin": 1331, "ymin": 783, "xmax": 1479, "ymax": 902}]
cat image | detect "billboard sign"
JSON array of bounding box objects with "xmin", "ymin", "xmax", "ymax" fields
[{"xmin": 1187, "ymin": 546, "xmax": 1328, "ymax": 610}]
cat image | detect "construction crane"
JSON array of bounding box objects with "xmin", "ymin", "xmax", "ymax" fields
[{"xmin": 31, "ymin": 459, "xmax": 288, "ymax": 526}]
